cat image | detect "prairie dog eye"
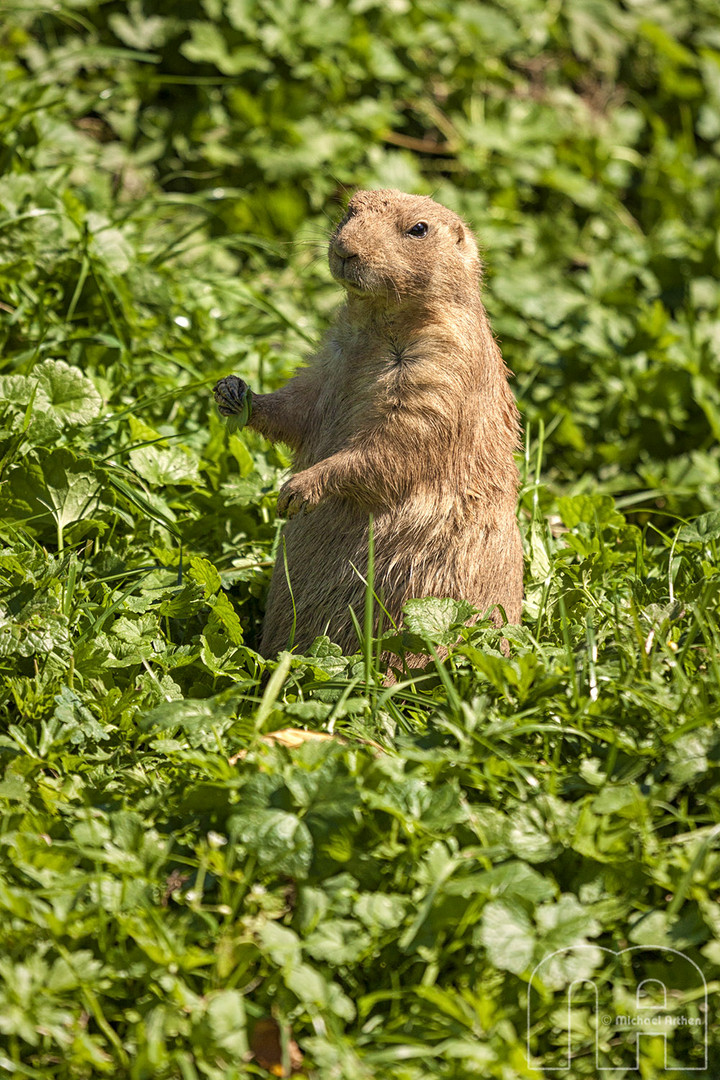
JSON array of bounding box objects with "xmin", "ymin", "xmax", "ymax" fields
[{"xmin": 407, "ymin": 221, "xmax": 429, "ymax": 238}]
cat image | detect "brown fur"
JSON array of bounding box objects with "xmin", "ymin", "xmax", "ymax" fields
[{"xmin": 215, "ymin": 189, "xmax": 523, "ymax": 659}]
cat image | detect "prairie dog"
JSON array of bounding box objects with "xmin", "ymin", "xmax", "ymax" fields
[{"xmin": 214, "ymin": 189, "xmax": 522, "ymax": 659}]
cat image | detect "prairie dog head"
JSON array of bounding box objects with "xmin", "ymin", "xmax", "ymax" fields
[{"xmin": 328, "ymin": 189, "xmax": 481, "ymax": 304}]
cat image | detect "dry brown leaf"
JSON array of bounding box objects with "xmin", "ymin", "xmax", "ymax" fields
[
  {"xmin": 263, "ymin": 727, "xmax": 336, "ymax": 748},
  {"xmin": 250, "ymin": 1017, "xmax": 303, "ymax": 1076},
  {"xmin": 229, "ymin": 727, "xmax": 383, "ymax": 764}
]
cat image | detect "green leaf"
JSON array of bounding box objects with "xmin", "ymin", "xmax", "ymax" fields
[
  {"xmin": 188, "ymin": 556, "xmax": 222, "ymax": 597},
  {"xmin": 230, "ymin": 808, "xmax": 313, "ymax": 877},
  {"xmin": 528, "ymin": 518, "xmax": 552, "ymax": 583},
  {"xmin": 304, "ymin": 919, "xmax": 370, "ymax": 964},
  {"xmin": 53, "ymin": 686, "xmax": 110, "ymax": 744},
  {"xmin": 129, "ymin": 440, "xmax": 200, "ymax": 487},
  {"xmin": 285, "ymin": 963, "xmax": 356, "ymax": 1019},
  {"xmin": 480, "ymin": 899, "xmax": 535, "ymax": 974},
  {"xmin": 450, "ymin": 860, "xmax": 555, "ymax": 904},
  {"xmin": 33, "ymin": 449, "xmax": 101, "ymax": 545},
  {"xmin": 35, "ymin": 360, "xmax": 103, "ymax": 426},
  {"xmin": 558, "ymin": 493, "xmax": 624, "ymax": 530},
  {"xmin": 259, "ymin": 922, "xmax": 302, "ymax": 968},
  {"xmin": 403, "ymin": 597, "xmax": 476, "ymax": 644},
  {"xmin": 678, "ymin": 511, "xmax": 720, "ymax": 543},
  {"xmin": 87, "ymin": 213, "xmax": 133, "ymax": 273},
  {"xmin": 354, "ymin": 893, "xmax": 407, "ymax": 931},
  {"xmin": 506, "ymin": 805, "xmax": 561, "ymax": 863},
  {"xmin": 225, "ymin": 389, "xmax": 253, "ymax": 436},
  {"xmin": 201, "ymin": 991, "xmax": 249, "ymax": 1057},
  {"xmin": 207, "ymin": 590, "xmax": 244, "ymax": 645}
]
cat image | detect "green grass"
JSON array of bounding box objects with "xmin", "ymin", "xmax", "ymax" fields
[{"xmin": 1, "ymin": 1, "xmax": 719, "ymax": 1077}]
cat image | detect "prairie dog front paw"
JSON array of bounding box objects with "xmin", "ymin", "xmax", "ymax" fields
[
  {"xmin": 214, "ymin": 375, "xmax": 252, "ymax": 420},
  {"xmin": 277, "ymin": 474, "xmax": 322, "ymax": 518}
]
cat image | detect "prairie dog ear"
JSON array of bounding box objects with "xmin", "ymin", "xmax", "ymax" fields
[
  {"xmin": 454, "ymin": 220, "xmax": 475, "ymax": 251},
  {"xmin": 454, "ymin": 220, "xmax": 481, "ymax": 273}
]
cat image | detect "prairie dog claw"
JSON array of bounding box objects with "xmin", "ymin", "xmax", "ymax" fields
[{"xmin": 214, "ymin": 375, "xmax": 250, "ymax": 417}]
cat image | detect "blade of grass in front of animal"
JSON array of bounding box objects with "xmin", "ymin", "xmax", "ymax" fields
[
  {"xmin": 106, "ymin": 470, "xmax": 180, "ymax": 539},
  {"xmin": 74, "ymin": 569, "xmax": 155, "ymax": 647},
  {"xmin": 427, "ymin": 643, "xmax": 462, "ymax": 717},
  {"xmin": 254, "ymin": 651, "xmax": 293, "ymax": 733},
  {"xmin": 557, "ymin": 591, "xmax": 579, "ymax": 707},
  {"xmin": 281, "ymin": 536, "xmax": 297, "ymax": 651},
  {"xmin": 364, "ymin": 515, "xmax": 375, "ymax": 695}
]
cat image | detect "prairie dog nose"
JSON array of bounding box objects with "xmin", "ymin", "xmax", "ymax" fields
[{"xmin": 332, "ymin": 236, "xmax": 357, "ymax": 260}]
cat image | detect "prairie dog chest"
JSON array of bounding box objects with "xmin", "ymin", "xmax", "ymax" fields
[{"xmin": 309, "ymin": 328, "xmax": 411, "ymax": 448}]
